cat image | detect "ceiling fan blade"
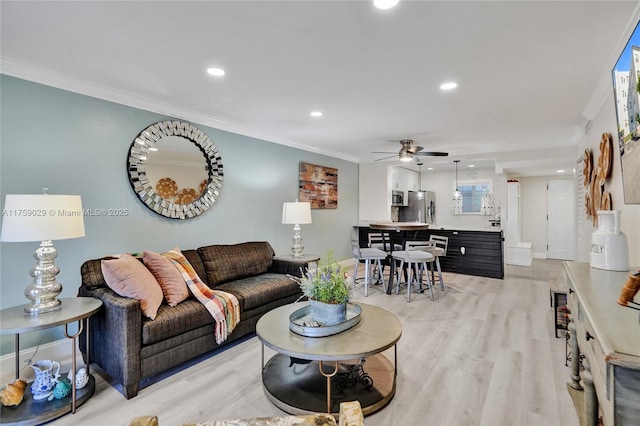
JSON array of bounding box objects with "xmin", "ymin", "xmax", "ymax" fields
[
  {"xmin": 408, "ymin": 145, "xmax": 424, "ymax": 154},
  {"xmin": 374, "ymin": 154, "xmax": 398, "ymax": 161},
  {"xmin": 415, "ymin": 151, "xmax": 449, "ymax": 157}
]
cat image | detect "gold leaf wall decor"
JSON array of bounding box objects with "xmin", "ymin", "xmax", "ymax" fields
[{"xmin": 584, "ymin": 132, "xmax": 614, "ymax": 226}]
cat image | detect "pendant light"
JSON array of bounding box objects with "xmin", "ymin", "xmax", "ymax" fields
[
  {"xmin": 452, "ymin": 160, "xmax": 463, "ymax": 215},
  {"xmin": 453, "ymin": 160, "xmax": 461, "ymax": 199},
  {"xmin": 416, "ymin": 162, "xmax": 425, "ymax": 200}
]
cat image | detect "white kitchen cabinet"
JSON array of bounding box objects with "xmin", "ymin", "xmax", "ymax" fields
[
  {"xmin": 390, "ymin": 166, "xmax": 418, "ymax": 206},
  {"xmin": 390, "ymin": 166, "xmax": 407, "ymax": 192},
  {"xmin": 407, "ymin": 169, "xmax": 419, "ymax": 191}
]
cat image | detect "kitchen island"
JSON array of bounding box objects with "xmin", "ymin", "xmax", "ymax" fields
[{"xmin": 358, "ymin": 224, "xmax": 504, "ymax": 279}]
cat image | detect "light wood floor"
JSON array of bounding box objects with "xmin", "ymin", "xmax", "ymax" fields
[{"xmin": 49, "ymin": 259, "xmax": 579, "ymax": 426}]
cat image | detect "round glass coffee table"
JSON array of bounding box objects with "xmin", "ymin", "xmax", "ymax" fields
[{"xmin": 256, "ymin": 302, "xmax": 402, "ymax": 416}]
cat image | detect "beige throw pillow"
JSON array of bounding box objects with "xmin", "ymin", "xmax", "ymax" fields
[
  {"xmin": 101, "ymin": 254, "xmax": 163, "ymax": 320},
  {"xmin": 143, "ymin": 250, "xmax": 189, "ymax": 306}
]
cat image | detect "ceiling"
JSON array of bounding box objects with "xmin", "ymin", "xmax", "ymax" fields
[{"xmin": 2, "ymin": 1, "xmax": 639, "ymax": 176}]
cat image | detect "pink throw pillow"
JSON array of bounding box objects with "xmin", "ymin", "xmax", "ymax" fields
[
  {"xmin": 143, "ymin": 250, "xmax": 189, "ymax": 306},
  {"xmin": 101, "ymin": 254, "xmax": 163, "ymax": 320}
]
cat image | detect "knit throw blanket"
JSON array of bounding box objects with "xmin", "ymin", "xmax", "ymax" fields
[{"xmin": 164, "ymin": 250, "xmax": 240, "ymax": 344}]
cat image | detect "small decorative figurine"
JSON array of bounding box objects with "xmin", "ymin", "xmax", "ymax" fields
[
  {"xmin": 67, "ymin": 367, "xmax": 89, "ymax": 390},
  {"xmin": 48, "ymin": 378, "xmax": 71, "ymax": 401}
]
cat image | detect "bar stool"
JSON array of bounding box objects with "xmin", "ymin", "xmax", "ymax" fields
[
  {"xmin": 368, "ymin": 232, "xmax": 402, "ymax": 252},
  {"xmin": 391, "ymin": 249, "xmax": 434, "ymax": 302},
  {"xmin": 352, "ymin": 229, "xmax": 387, "ymax": 296},
  {"xmin": 406, "ymin": 239, "xmax": 446, "ymax": 292},
  {"xmin": 429, "ymin": 235, "xmax": 448, "ymax": 291}
]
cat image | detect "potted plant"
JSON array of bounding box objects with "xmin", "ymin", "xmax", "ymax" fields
[{"xmin": 297, "ymin": 250, "xmax": 353, "ymax": 326}]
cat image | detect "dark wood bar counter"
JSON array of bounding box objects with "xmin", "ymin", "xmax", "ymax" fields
[{"xmin": 358, "ymin": 224, "xmax": 504, "ymax": 279}]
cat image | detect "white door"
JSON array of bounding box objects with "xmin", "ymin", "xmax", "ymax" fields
[{"xmin": 547, "ymin": 179, "xmax": 575, "ymax": 260}]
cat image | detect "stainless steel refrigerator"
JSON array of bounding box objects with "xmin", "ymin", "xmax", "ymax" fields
[{"xmin": 399, "ymin": 190, "xmax": 436, "ymax": 224}]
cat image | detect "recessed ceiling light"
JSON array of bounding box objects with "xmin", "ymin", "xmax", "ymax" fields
[
  {"xmin": 556, "ymin": 169, "xmax": 566, "ymax": 173},
  {"xmin": 427, "ymin": 167, "xmax": 434, "ymax": 170},
  {"xmin": 440, "ymin": 82, "xmax": 458, "ymax": 91},
  {"xmin": 207, "ymin": 67, "xmax": 226, "ymax": 77},
  {"xmin": 310, "ymin": 111, "xmax": 323, "ymax": 117},
  {"xmin": 374, "ymin": 0, "xmax": 399, "ymax": 10},
  {"xmin": 468, "ymin": 164, "xmax": 475, "ymax": 168}
]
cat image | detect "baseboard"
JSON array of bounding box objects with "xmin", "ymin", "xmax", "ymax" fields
[
  {"xmin": 0, "ymin": 338, "xmax": 77, "ymax": 384},
  {"xmin": 532, "ymin": 252, "xmax": 547, "ymax": 259}
]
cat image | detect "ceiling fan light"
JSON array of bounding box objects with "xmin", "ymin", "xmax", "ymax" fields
[{"xmin": 399, "ymin": 151, "xmax": 413, "ymax": 162}]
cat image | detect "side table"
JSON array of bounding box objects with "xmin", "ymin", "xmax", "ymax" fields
[
  {"xmin": 274, "ymin": 253, "xmax": 320, "ymax": 270},
  {"xmin": 0, "ymin": 297, "xmax": 102, "ymax": 425}
]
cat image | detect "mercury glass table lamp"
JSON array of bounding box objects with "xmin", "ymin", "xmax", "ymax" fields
[
  {"xmin": 282, "ymin": 200, "xmax": 312, "ymax": 258},
  {"xmin": 1, "ymin": 193, "xmax": 85, "ymax": 314}
]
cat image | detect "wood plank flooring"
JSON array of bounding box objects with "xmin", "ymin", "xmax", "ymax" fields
[{"xmin": 47, "ymin": 259, "xmax": 579, "ymax": 426}]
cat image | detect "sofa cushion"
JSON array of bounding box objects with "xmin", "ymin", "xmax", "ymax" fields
[
  {"xmin": 81, "ymin": 259, "xmax": 108, "ymax": 289},
  {"xmin": 198, "ymin": 242, "xmax": 275, "ymax": 287},
  {"xmin": 143, "ymin": 250, "xmax": 189, "ymax": 306},
  {"xmin": 216, "ymin": 273, "xmax": 300, "ymax": 311},
  {"xmin": 101, "ymin": 254, "xmax": 163, "ymax": 320},
  {"xmin": 181, "ymin": 249, "xmax": 209, "ymax": 287},
  {"xmin": 142, "ymin": 300, "xmax": 214, "ymax": 345}
]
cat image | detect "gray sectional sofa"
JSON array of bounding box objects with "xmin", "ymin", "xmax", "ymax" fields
[{"xmin": 78, "ymin": 241, "xmax": 305, "ymax": 399}]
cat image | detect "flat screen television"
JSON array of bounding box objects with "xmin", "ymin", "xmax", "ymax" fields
[{"xmin": 612, "ymin": 20, "xmax": 640, "ymax": 204}]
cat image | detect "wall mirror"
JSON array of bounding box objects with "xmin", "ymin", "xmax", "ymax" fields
[
  {"xmin": 127, "ymin": 120, "xmax": 223, "ymax": 219},
  {"xmin": 612, "ymin": 19, "xmax": 640, "ymax": 204}
]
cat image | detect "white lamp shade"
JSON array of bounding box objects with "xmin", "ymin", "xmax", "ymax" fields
[
  {"xmin": 282, "ymin": 201, "xmax": 312, "ymax": 225},
  {"xmin": 1, "ymin": 194, "xmax": 86, "ymax": 242}
]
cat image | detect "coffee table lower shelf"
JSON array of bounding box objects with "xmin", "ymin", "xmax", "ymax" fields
[{"xmin": 262, "ymin": 353, "xmax": 395, "ymax": 416}]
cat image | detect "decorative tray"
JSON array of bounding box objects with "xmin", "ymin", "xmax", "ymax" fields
[{"xmin": 289, "ymin": 303, "xmax": 362, "ymax": 337}]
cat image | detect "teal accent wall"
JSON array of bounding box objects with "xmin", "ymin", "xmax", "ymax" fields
[{"xmin": 0, "ymin": 75, "xmax": 358, "ymax": 355}]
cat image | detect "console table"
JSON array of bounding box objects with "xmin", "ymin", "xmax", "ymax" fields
[
  {"xmin": 0, "ymin": 297, "xmax": 102, "ymax": 425},
  {"xmin": 564, "ymin": 262, "xmax": 640, "ymax": 426}
]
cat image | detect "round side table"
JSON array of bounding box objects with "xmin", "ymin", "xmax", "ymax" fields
[{"xmin": 0, "ymin": 297, "xmax": 102, "ymax": 425}]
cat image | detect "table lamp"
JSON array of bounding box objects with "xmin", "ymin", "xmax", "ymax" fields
[
  {"xmin": 282, "ymin": 200, "xmax": 312, "ymax": 258},
  {"xmin": 1, "ymin": 194, "xmax": 85, "ymax": 314}
]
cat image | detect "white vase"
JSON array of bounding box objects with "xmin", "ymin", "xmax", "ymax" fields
[
  {"xmin": 590, "ymin": 210, "xmax": 629, "ymax": 271},
  {"xmin": 309, "ymin": 300, "xmax": 347, "ymax": 326}
]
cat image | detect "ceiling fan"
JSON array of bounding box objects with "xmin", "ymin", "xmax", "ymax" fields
[{"xmin": 372, "ymin": 140, "xmax": 448, "ymax": 162}]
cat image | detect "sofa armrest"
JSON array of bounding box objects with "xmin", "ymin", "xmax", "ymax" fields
[
  {"xmin": 78, "ymin": 285, "xmax": 142, "ymax": 398},
  {"xmin": 269, "ymin": 259, "xmax": 307, "ymax": 277}
]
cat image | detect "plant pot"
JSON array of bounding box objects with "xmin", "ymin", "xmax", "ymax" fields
[{"xmin": 309, "ymin": 299, "xmax": 347, "ymax": 326}]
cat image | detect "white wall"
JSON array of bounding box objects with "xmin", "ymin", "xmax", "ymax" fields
[
  {"xmin": 577, "ymin": 89, "xmax": 640, "ymax": 266},
  {"xmin": 358, "ymin": 162, "xmax": 391, "ymax": 222}
]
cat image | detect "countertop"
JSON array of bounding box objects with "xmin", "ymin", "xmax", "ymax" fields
[
  {"xmin": 358, "ymin": 222, "xmax": 502, "ymax": 233},
  {"xmin": 429, "ymin": 224, "xmax": 503, "ymax": 232}
]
